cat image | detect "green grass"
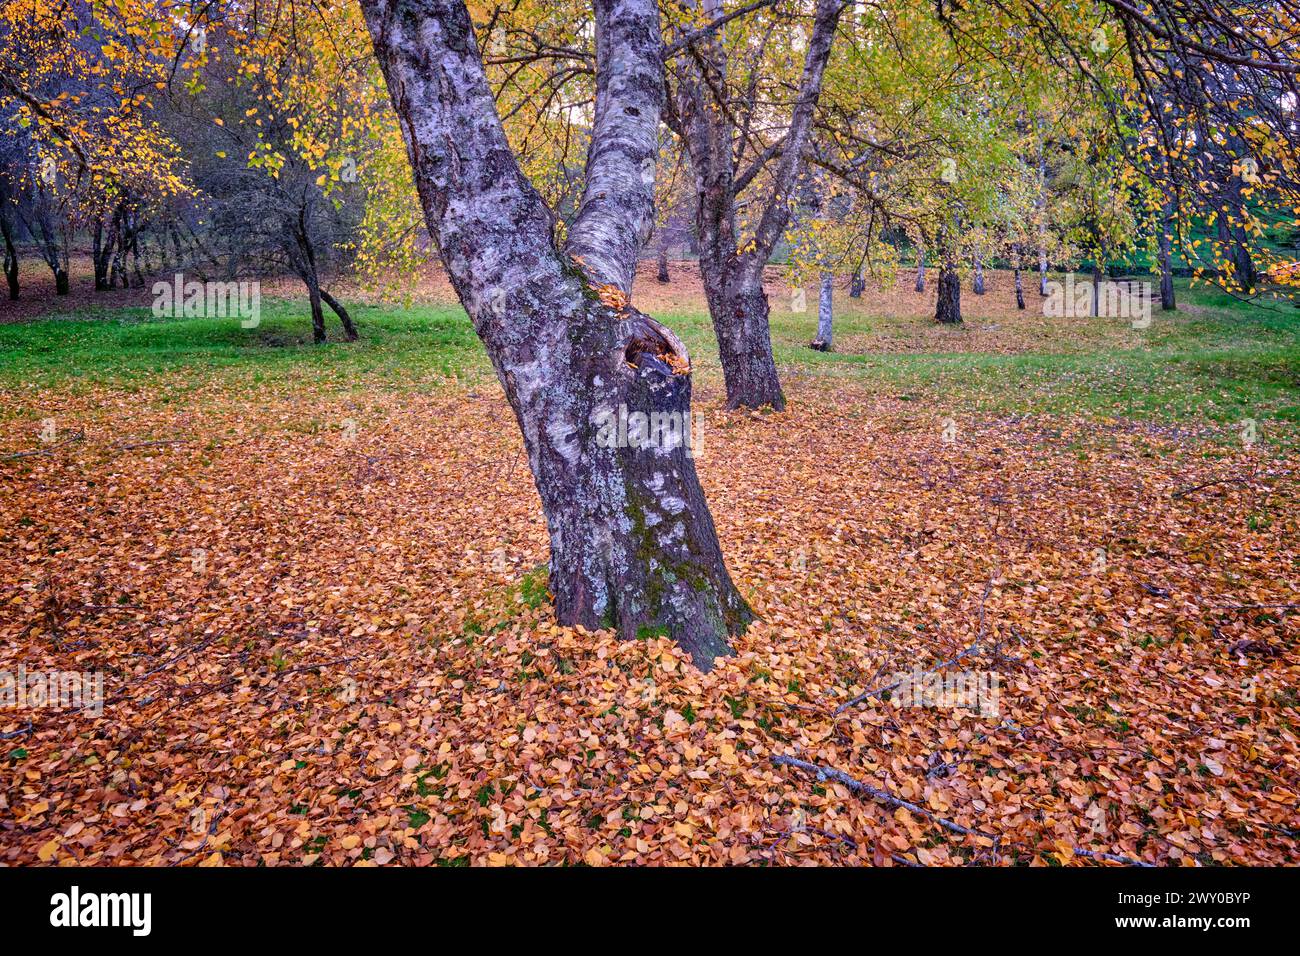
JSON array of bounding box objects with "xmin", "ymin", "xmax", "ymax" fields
[
  {"xmin": 0, "ymin": 299, "xmax": 484, "ymax": 392},
  {"xmin": 743, "ymin": 280, "xmax": 1295, "ymax": 429},
  {"xmin": 2, "ymin": 277, "xmax": 1297, "ymax": 435}
]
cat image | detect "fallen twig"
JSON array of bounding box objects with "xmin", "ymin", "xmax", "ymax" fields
[
  {"xmin": 772, "ymin": 754, "xmax": 993, "ymax": 839},
  {"xmin": 774, "ymin": 755, "xmax": 1155, "ymax": 867},
  {"xmin": 2, "ymin": 430, "xmax": 86, "ymax": 461},
  {"xmin": 1069, "ymin": 846, "xmax": 1155, "ymax": 867},
  {"xmin": 111, "ymin": 438, "xmax": 190, "ymax": 451},
  {"xmin": 833, "ymin": 643, "xmax": 981, "ymax": 716}
]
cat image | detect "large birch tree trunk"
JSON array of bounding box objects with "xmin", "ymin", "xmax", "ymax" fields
[{"xmin": 362, "ymin": 0, "xmax": 752, "ymax": 667}]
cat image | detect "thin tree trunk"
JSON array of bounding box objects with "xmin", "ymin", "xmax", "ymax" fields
[
  {"xmin": 305, "ymin": 274, "xmax": 326, "ymax": 343},
  {"xmin": 809, "ymin": 271, "xmax": 833, "ymax": 350},
  {"xmin": 972, "ymin": 256, "xmax": 985, "ymax": 295},
  {"xmin": 1039, "ymin": 252, "xmax": 1049, "ymax": 296},
  {"xmin": 35, "ymin": 205, "xmax": 69, "ymax": 294},
  {"xmin": 915, "ymin": 245, "xmax": 926, "ymax": 292},
  {"xmin": 0, "ymin": 202, "xmax": 18, "ymax": 301},
  {"xmin": 1217, "ymin": 208, "xmax": 1257, "ymax": 292},
  {"xmin": 110, "ymin": 206, "xmax": 132, "ymax": 288},
  {"xmin": 1159, "ymin": 201, "xmax": 1176, "ymax": 310},
  {"xmin": 936, "ymin": 262, "xmax": 961, "ymax": 324},
  {"xmin": 320, "ymin": 288, "xmax": 358, "ymax": 340},
  {"xmin": 363, "ymin": 0, "xmax": 752, "ymax": 667},
  {"xmin": 849, "ymin": 267, "xmax": 864, "ymax": 298},
  {"xmin": 93, "ymin": 219, "xmax": 111, "ymax": 290},
  {"xmin": 1092, "ymin": 264, "xmax": 1103, "ymax": 318},
  {"xmin": 656, "ymin": 248, "xmax": 669, "ymax": 283},
  {"xmin": 1014, "ymin": 266, "xmax": 1025, "ymax": 309},
  {"xmin": 294, "ymin": 219, "xmax": 331, "ymax": 344}
]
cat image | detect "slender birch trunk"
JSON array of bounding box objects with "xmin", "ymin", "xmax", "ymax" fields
[{"xmin": 810, "ymin": 271, "xmax": 833, "ymax": 351}]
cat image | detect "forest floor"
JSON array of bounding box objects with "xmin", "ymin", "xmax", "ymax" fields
[{"xmin": 1, "ymin": 260, "xmax": 1297, "ymax": 865}]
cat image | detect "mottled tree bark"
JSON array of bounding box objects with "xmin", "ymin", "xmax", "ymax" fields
[
  {"xmin": 972, "ymin": 256, "xmax": 985, "ymax": 295},
  {"xmin": 1014, "ymin": 266, "xmax": 1025, "ymax": 310},
  {"xmin": 849, "ymin": 268, "xmax": 864, "ymax": 298},
  {"xmin": 656, "ymin": 248, "xmax": 669, "ymax": 283},
  {"xmin": 1039, "ymin": 252, "xmax": 1049, "ymax": 296},
  {"xmin": 362, "ymin": 0, "xmax": 751, "ymax": 667},
  {"xmin": 936, "ymin": 261, "xmax": 961, "ymax": 324},
  {"xmin": 915, "ymin": 244, "xmax": 926, "ymax": 292},
  {"xmin": 669, "ymin": 0, "xmax": 844, "ymax": 411},
  {"xmin": 809, "ymin": 271, "xmax": 833, "ymax": 351}
]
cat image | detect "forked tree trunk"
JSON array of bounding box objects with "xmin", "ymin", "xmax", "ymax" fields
[
  {"xmin": 936, "ymin": 262, "xmax": 961, "ymax": 324},
  {"xmin": 320, "ymin": 288, "xmax": 359, "ymax": 340},
  {"xmin": 295, "ymin": 226, "xmax": 338, "ymax": 344},
  {"xmin": 809, "ymin": 271, "xmax": 833, "ymax": 351},
  {"xmin": 670, "ymin": 0, "xmax": 842, "ymax": 412},
  {"xmin": 363, "ymin": 0, "xmax": 752, "ymax": 667},
  {"xmin": 35, "ymin": 208, "xmax": 69, "ymax": 295}
]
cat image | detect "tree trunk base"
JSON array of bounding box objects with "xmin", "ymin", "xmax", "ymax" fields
[
  {"xmin": 711, "ymin": 283, "xmax": 786, "ymax": 411},
  {"xmin": 935, "ymin": 267, "xmax": 961, "ymax": 324},
  {"xmin": 540, "ymin": 307, "xmax": 754, "ymax": 669}
]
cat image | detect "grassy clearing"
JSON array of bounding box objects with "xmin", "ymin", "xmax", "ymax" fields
[
  {"xmin": 0, "ymin": 300, "xmax": 484, "ymax": 395},
  {"xmin": 2, "ymin": 275, "xmax": 1296, "ymax": 437}
]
